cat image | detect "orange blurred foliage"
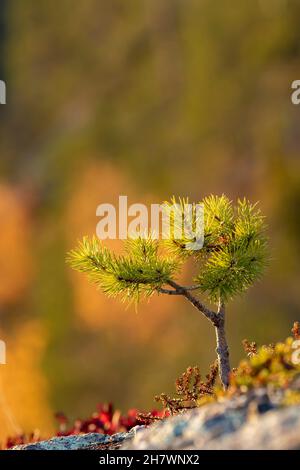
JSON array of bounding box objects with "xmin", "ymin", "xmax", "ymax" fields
[
  {"xmin": 0, "ymin": 184, "xmax": 33, "ymax": 306},
  {"xmin": 65, "ymin": 161, "xmax": 190, "ymax": 342},
  {"xmin": 0, "ymin": 321, "xmax": 54, "ymax": 445}
]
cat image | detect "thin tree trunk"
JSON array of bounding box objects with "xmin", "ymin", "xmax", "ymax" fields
[
  {"xmin": 161, "ymin": 281, "xmax": 231, "ymax": 389},
  {"xmin": 215, "ymin": 301, "xmax": 230, "ymax": 389}
]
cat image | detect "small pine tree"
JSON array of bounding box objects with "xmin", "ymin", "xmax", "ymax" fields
[{"xmin": 67, "ymin": 195, "xmax": 268, "ymax": 389}]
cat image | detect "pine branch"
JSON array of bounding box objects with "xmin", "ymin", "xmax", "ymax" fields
[
  {"xmin": 195, "ymin": 197, "xmax": 268, "ymax": 302},
  {"xmin": 166, "ymin": 280, "xmax": 220, "ymax": 326},
  {"xmin": 67, "ymin": 236, "xmax": 179, "ymax": 305},
  {"xmin": 158, "ymin": 284, "xmax": 200, "ymax": 295}
]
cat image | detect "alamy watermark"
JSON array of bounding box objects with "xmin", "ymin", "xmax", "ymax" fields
[
  {"xmin": 96, "ymin": 196, "xmax": 204, "ymax": 250},
  {"xmin": 0, "ymin": 80, "xmax": 6, "ymax": 104},
  {"xmin": 291, "ymin": 80, "xmax": 300, "ymax": 105},
  {"xmin": 0, "ymin": 340, "xmax": 6, "ymax": 364}
]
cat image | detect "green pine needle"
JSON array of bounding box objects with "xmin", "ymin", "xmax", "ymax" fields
[
  {"xmin": 67, "ymin": 196, "xmax": 269, "ymax": 306},
  {"xmin": 67, "ymin": 235, "xmax": 178, "ymax": 306}
]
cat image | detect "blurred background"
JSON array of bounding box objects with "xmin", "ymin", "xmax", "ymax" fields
[{"xmin": 0, "ymin": 0, "xmax": 300, "ymax": 444}]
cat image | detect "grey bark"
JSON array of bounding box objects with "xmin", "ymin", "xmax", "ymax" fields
[
  {"xmin": 167, "ymin": 280, "xmax": 220, "ymax": 326},
  {"xmin": 215, "ymin": 301, "xmax": 230, "ymax": 389}
]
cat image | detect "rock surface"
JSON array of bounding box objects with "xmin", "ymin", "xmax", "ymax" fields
[
  {"xmin": 12, "ymin": 388, "xmax": 300, "ymax": 450},
  {"xmin": 12, "ymin": 427, "xmax": 141, "ymax": 450},
  {"xmin": 123, "ymin": 389, "xmax": 300, "ymax": 450}
]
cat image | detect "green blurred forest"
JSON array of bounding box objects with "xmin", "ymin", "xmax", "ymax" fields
[{"xmin": 0, "ymin": 0, "xmax": 300, "ymax": 442}]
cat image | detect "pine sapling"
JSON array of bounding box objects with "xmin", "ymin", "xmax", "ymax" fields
[{"xmin": 67, "ymin": 195, "xmax": 268, "ymax": 389}]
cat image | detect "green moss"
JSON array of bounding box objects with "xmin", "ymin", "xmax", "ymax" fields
[{"xmin": 229, "ymin": 336, "xmax": 299, "ymax": 394}]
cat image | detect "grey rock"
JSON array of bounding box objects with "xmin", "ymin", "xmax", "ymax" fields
[
  {"xmin": 12, "ymin": 426, "xmax": 142, "ymax": 451},
  {"xmin": 206, "ymin": 406, "xmax": 300, "ymax": 450},
  {"xmin": 12, "ymin": 386, "xmax": 300, "ymax": 450},
  {"xmin": 122, "ymin": 389, "xmax": 300, "ymax": 450}
]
